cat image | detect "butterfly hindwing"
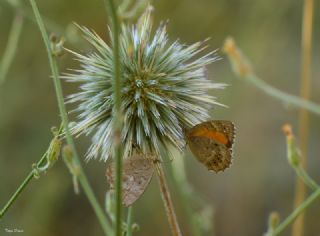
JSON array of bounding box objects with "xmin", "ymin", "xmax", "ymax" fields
[
  {"xmin": 186, "ymin": 120, "xmax": 235, "ymax": 172},
  {"xmin": 106, "ymin": 156, "xmax": 154, "ymax": 207}
]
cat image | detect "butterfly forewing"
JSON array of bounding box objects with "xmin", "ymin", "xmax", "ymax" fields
[
  {"xmin": 186, "ymin": 120, "xmax": 235, "ymax": 172},
  {"xmin": 106, "ymin": 156, "xmax": 154, "ymax": 207}
]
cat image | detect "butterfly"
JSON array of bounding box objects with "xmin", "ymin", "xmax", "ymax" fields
[
  {"xmin": 106, "ymin": 155, "xmax": 155, "ymax": 207},
  {"xmin": 186, "ymin": 120, "xmax": 235, "ymax": 172}
]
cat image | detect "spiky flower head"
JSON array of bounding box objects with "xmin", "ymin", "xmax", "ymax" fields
[{"xmin": 63, "ymin": 10, "xmax": 225, "ymax": 161}]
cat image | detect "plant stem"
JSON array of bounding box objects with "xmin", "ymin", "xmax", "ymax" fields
[
  {"xmin": 0, "ymin": 12, "xmax": 24, "ymax": 84},
  {"xmin": 293, "ymin": 0, "xmax": 314, "ymax": 235},
  {"xmin": 245, "ymin": 73, "xmax": 320, "ymax": 115},
  {"xmin": 171, "ymin": 153, "xmax": 202, "ymax": 236},
  {"xmin": 126, "ymin": 207, "xmax": 133, "ymax": 236},
  {"xmin": 0, "ymin": 152, "xmax": 47, "ymax": 218},
  {"xmin": 28, "ymin": 0, "xmax": 113, "ymax": 235},
  {"xmin": 295, "ymin": 166, "xmax": 319, "ymax": 191},
  {"xmin": 118, "ymin": 0, "xmax": 131, "ymax": 13},
  {"xmin": 103, "ymin": 1, "xmax": 123, "ymax": 235},
  {"xmin": 223, "ymin": 38, "xmax": 320, "ymax": 116},
  {"xmin": 155, "ymin": 162, "xmax": 182, "ymax": 236},
  {"xmin": 270, "ymin": 187, "xmax": 320, "ymax": 236},
  {"xmin": 283, "ymin": 123, "xmax": 318, "ymax": 191},
  {"xmin": 120, "ymin": 0, "xmax": 149, "ymax": 21},
  {"xmin": 3, "ymin": 0, "xmax": 62, "ymax": 33}
]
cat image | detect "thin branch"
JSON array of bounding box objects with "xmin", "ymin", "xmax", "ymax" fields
[
  {"xmin": 0, "ymin": 13, "xmax": 24, "ymax": 84},
  {"xmin": 28, "ymin": 0, "xmax": 113, "ymax": 235},
  {"xmin": 120, "ymin": 0, "xmax": 149, "ymax": 21},
  {"xmin": 266, "ymin": 188, "xmax": 320, "ymax": 236},
  {"xmin": 171, "ymin": 152, "xmax": 203, "ymax": 236},
  {"xmin": 223, "ymin": 37, "xmax": 320, "ymax": 116},
  {"xmin": 1, "ymin": 126, "xmax": 63, "ymax": 218},
  {"xmin": 3, "ymin": 0, "xmax": 62, "ymax": 33},
  {"xmin": 293, "ymin": 0, "xmax": 314, "ymax": 234},
  {"xmin": 264, "ymin": 124, "xmax": 320, "ymax": 236},
  {"xmin": 103, "ymin": 0, "xmax": 123, "ymax": 235},
  {"xmin": 104, "ymin": 0, "xmax": 123, "ymax": 236},
  {"xmin": 282, "ymin": 124, "xmax": 319, "ymax": 191},
  {"xmin": 118, "ymin": 0, "xmax": 131, "ymax": 13},
  {"xmin": 126, "ymin": 207, "xmax": 133, "ymax": 236},
  {"xmin": 0, "ymin": 151, "xmax": 47, "ymax": 218},
  {"xmin": 295, "ymin": 167, "xmax": 319, "ymax": 191},
  {"xmin": 155, "ymin": 162, "xmax": 182, "ymax": 236}
]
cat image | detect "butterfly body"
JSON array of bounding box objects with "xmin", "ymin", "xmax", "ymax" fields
[{"xmin": 186, "ymin": 120, "xmax": 235, "ymax": 172}]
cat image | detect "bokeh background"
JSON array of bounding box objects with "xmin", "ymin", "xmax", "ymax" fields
[{"xmin": 1, "ymin": 0, "xmax": 320, "ymax": 235}]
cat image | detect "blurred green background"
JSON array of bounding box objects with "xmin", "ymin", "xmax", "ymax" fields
[{"xmin": 1, "ymin": 0, "xmax": 320, "ymax": 235}]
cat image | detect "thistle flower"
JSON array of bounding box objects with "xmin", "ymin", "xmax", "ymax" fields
[{"xmin": 63, "ymin": 10, "xmax": 225, "ymax": 161}]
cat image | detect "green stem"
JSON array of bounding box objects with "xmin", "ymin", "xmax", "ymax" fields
[
  {"xmin": 0, "ymin": 152, "xmax": 47, "ymax": 218},
  {"xmin": 103, "ymin": 1, "xmax": 123, "ymax": 235},
  {"xmin": 118, "ymin": 0, "xmax": 131, "ymax": 13},
  {"xmin": 28, "ymin": 0, "xmax": 113, "ymax": 235},
  {"xmin": 223, "ymin": 38, "xmax": 320, "ymax": 116},
  {"xmin": 245, "ymin": 73, "xmax": 320, "ymax": 116},
  {"xmin": 284, "ymin": 126, "xmax": 319, "ymax": 191},
  {"xmin": 120, "ymin": 0, "xmax": 149, "ymax": 21},
  {"xmin": 0, "ymin": 13, "xmax": 24, "ymax": 84},
  {"xmin": 295, "ymin": 166, "xmax": 319, "ymax": 191},
  {"xmin": 172, "ymin": 154, "xmax": 202, "ymax": 236},
  {"xmin": 270, "ymin": 187, "xmax": 320, "ymax": 235},
  {"xmin": 3, "ymin": 0, "xmax": 62, "ymax": 33},
  {"xmin": 126, "ymin": 207, "xmax": 133, "ymax": 236}
]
